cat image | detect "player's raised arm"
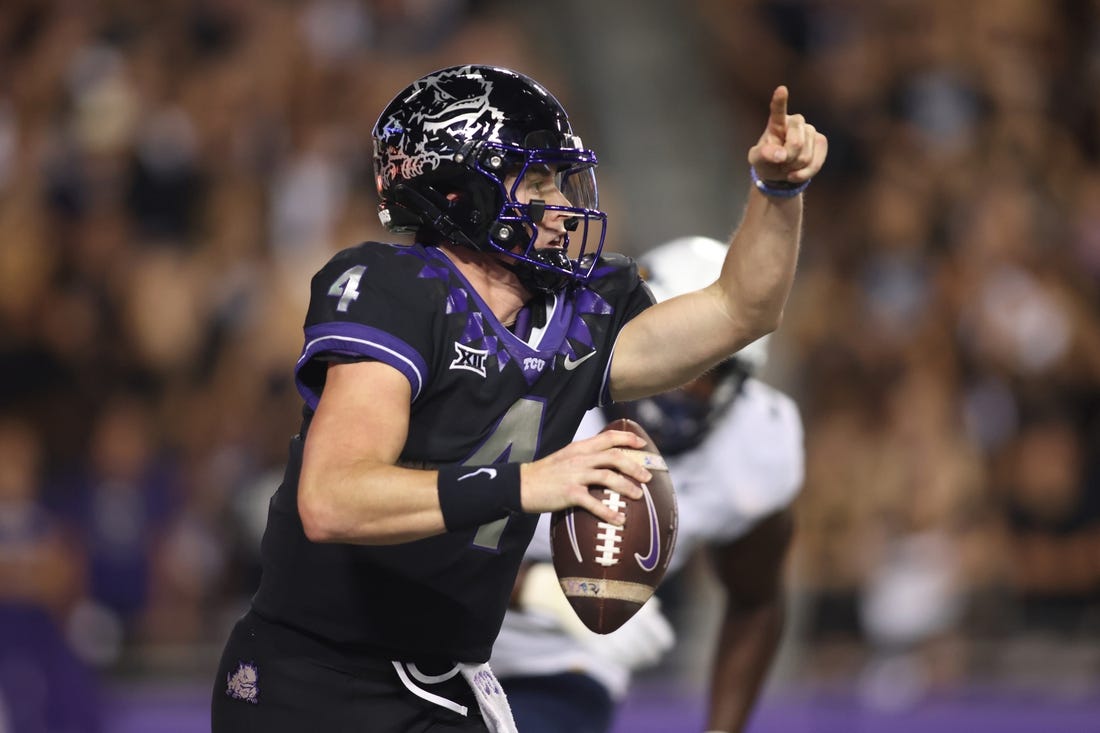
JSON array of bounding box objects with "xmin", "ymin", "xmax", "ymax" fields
[{"xmin": 608, "ymin": 86, "xmax": 827, "ymax": 402}]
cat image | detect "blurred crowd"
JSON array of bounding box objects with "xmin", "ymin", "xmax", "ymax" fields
[
  {"xmin": 695, "ymin": 0, "xmax": 1100, "ymax": 701},
  {"xmin": 1, "ymin": 0, "xmax": 1098, "ymax": 729}
]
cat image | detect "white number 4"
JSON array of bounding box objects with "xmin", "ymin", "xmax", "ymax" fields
[{"xmin": 328, "ymin": 265, "xmax": 366, "ymax": 312}]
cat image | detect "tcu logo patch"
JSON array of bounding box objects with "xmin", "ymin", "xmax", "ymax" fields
[
  {"xmin": 522, "ymin": 357, "xmax": 546, "ymax": 373},
  {"xmin": 226, "ymin": 662, "xmax": 259, "ymax": 704},
  {"xmin": 450, "ymin": 342, "xmax": 488, "ymax": 377}
]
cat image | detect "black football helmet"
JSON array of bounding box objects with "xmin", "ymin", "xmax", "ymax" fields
[{"xmin": 372, "ymin": 65, "xmax": 606, "ymax": 293}]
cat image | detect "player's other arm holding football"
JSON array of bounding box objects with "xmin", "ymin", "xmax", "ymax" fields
[
  {"xmin": 604, "ymin": 86, "xmax": 826, "ymax": 403},
  {"xmin": 299, "ymin": 361, "xmax": 650, "ymax": 544}
]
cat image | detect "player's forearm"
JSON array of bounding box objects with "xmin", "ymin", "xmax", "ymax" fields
[
  {"xmin": 717, "ymin": 188, "xmax": 803, "ymax": 340},
  {"xmin": 713, "ymin": 80, "xmax": 822, "ymax": 355},
  {"xmin": 706, "ymin": 596, "xmax": 786, "ymax": 733},
  {"xmin": 608, "ymin": 189, "xmax": 803, "ymax": 402},
  {"xmin": 299, "ymin": 460, "xmax": 447, "ymax": 545}
]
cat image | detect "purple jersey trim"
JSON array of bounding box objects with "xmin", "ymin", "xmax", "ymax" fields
[{"xmin": 296, "ymin": 322, "xmax": 428, "ymax": 408}]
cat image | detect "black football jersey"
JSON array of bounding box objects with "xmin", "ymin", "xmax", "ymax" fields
[{"xmin": 251, "ymin": 242, "xmax": 654, "ymax": 663}]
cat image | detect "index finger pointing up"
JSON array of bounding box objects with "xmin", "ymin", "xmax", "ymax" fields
[{"xmin": 769, "ymin": 85, "xmax": 790, "ymax": 134}]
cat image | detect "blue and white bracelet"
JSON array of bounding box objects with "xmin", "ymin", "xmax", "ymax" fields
[{"xmin": 750, "ymin": 166, "xmax": 811, "ymax": 198}]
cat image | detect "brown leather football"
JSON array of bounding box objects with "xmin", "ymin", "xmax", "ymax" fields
[{"xmin": 550, "ymin": 418, "xmax": 678, "ymax": 634}]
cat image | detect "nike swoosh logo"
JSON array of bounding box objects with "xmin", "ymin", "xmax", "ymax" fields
[
  {"xmin": 458, "ymin": 467, "xmax": 497, "ymax": 481},
  {"xmin": 562, "ymin": 351, "xmax": 597, "ymax": 370},
  {"xmin": 634, "ymin": 484, "xmax": 661, "ymax": 572}
]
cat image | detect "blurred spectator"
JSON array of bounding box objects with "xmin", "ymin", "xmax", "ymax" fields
[
  {"xmin": 0, "ymin": 417, "xmax": 102, "ymax": 733},
  {"xmin": 997, "ymin": 405, "xmax": 1100, "ymax": 633},
  {"xmin": 54, "ymin": 393, "xmax": 180, "ymax": 666}
]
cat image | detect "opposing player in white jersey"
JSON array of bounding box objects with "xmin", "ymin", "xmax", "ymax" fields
[{"xmin": 492, "ymin": 237, "xmax": 806, "ymax": 733}]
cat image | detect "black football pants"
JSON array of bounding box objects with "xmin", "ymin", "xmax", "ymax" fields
[{"xmin": 211, "ymin": 611, "xmax": 489, "ymax": 732}]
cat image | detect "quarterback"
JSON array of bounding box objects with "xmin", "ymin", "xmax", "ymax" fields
[{"xmin": 211, "ymin": 65, "xmax": 825, "ymax": 732}]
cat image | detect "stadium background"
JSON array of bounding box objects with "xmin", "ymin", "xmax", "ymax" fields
[{"xmin": 1, "ymin": 1, "xmax": 1098, "ymax": 731}]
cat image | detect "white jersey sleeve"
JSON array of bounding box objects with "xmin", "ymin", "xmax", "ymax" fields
[
  {"xmin": 573, "ymin": 406, "xmax": 609, "ymax": 441},
  {"xmin": 495, "ymin": 381, "xmax": 804, "ymax": 695},
  {"xmin": 667, "ymin": 377, "xmax": 804, "ymax": 573},
  {"xmin": 525, "ymin": 381, "xmax": 804, "ymax": 571}
]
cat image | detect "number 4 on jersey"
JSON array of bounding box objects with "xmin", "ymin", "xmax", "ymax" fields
[{"xmin": 328, "ymin": 265, "xmax": 366, "ymax": 312}]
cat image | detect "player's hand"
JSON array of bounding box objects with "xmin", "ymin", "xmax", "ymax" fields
[
  {"xmin": 520, "ymin": 430, "xmax": 649, "ymax": 526},
  {"xmin": 747, "ymin": 86, "xmax": 827, "ymax": 184}
]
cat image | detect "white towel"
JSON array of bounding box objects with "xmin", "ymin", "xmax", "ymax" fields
[{"xmin": 459, "ymin": 662, "xmax": 518, "ymax": 733}]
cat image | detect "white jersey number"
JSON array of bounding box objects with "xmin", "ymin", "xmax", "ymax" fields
[
  {"xmin": 466, "ymin": 398, "xmax": 545, "ymax": 551},
  {"xmin": 328, "ymin": 265, "xmax": 366, "ymax": 312}
]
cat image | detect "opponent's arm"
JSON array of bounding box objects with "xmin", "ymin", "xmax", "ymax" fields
[
  {"xmin": 609, "ymin": 87, "xmax": 826, "ymax": 401},
  {"xmin": 297, "ymin": 360, "xmax": 652, "ymax": 544},
  {"xmin": 512, "ymin": 559, "xmax": 674, "ymax": 673},
  {"xmin": 704, "ymin": 509, "xmax": 794, "ymax": 733}
]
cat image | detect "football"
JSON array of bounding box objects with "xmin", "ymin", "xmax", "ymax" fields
[{"xmin": 550, "ymin": 418, "xmax": 678, "ymax": 634}]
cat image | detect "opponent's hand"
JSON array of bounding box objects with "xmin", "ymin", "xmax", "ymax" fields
[
  {"xmin": 582, "ymin": 595, "xmax": 675, "ymax": 671},
  {"xmin": 520, "ymin": 430, "xmax": 649, "ymax": 526},
  {"xmin": 518, "ymin": 562, "xmax": 675, "ymax": 671},
  {"xmin": 747, "ymin": 86, "xmax": 827, "ymax": 184}
]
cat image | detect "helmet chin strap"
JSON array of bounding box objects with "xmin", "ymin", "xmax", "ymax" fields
[
  {"xmin": 495, "ymin": 205, "xmax": 575, "ymax": 293},
  {"xmin": 397, "ymin": 184, "xmax": 577, "ymax": 294},
  {"xmin": 503, "ymin": 248, "xmax": 572, "ymax": 294}
]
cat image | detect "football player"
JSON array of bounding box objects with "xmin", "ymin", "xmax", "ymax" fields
[
  {"xmin": 211, "ymin": 65, "xmax": 825, "ymax": 733},
  {"xmin": 493, "ymin": 237, "xmax": 804, "ymax": 733}
]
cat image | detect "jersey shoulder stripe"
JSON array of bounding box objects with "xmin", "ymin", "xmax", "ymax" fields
[{"xmin": 296, "ymin": 321, "xmax": 428, "ymax": 407}]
